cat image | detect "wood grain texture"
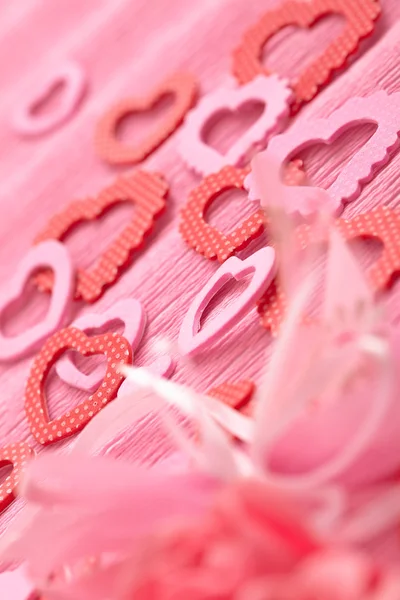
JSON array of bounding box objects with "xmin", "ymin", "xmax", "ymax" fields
[{"xmin": 0, "ymin": 0, "xmax": 400, "ymax": 545}]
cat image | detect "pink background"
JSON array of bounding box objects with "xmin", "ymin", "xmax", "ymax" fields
[{"xmin": 1, "ymin": 0, "xmax": 400, "ymax": 546}]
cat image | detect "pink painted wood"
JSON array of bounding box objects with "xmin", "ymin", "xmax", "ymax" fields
[{"xmin": 1, "ymin": 0, "xmax": 400, "ymax": 560}]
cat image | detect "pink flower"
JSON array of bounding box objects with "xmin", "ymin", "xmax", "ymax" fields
[{"xmin": 7, "ymin": 455, "xmax": 400, "ymax": 600}]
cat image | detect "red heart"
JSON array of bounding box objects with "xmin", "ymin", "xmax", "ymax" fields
[
  {"xmin": 179, "ymin": 165, "xmax": 265, "ymax": 263},
  {"xmin": 95, "ymin": 72, "xmax": 198, "ymax": 165},
  {"xmin": 207, "ymin": 379, "xmax": 255, "ymax": 410},
  {"xmin": 232, "ymin": 0, "xmax": 380, "ymax": 112},
  {"xmin": 258, "ymin": 205, "xmax": 400, "ymax": 334},
  {"xmin": 0, "ymin": 442, "xmax": 35, "ymax": 513},
  {"xmin": 24, "ymin": 328, "xmax": 132, "ymax": 445},
  {"xmin": 33, "ymin": 170, "xmax": 168, "ymax": 302}
]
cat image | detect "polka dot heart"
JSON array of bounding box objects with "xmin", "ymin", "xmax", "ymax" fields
[
  {"xmin": 0, "ymin": 442, "xmax": 35, "ymax": 514},
  {"xmin": 179, "ymin": 165, "xmax": 265, "ymax": 262},
  {"xmin": 207, "ymin": 379, "xmax": 255, "ymax": 410},
  {"xmin": 24, "ymin": 328, "xmax": 132, "ymax": 445},
  {"xmin": 232, "ymin": 0, "xmax": 381, "ymax": 112},
  {"xmin": 34, "ymin": 170, "xmax": 169, "ymax": 302},
  {"xmin": 179, "ymin": 162, "xmax": 308, "ymax": 262},
  {"xmin": 258, "ymin": 205, "xmax": 400, "ymax": 334}
]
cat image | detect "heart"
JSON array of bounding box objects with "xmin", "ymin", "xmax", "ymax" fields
[
  {"xmin": 24, "ymin": 327, "xmax": 132, "ymax": 445},
  {"xmin": 95, "ymin": 72, "xmax": 197, "ymax": 165},
  {"xmin": 232, "ymin": 0, "xmax": 380, "ymax": 111},
  {"xmin": 56, "ymin": 299, "xmax": 146, "ymax": 391},
  {"xmin": 12, "ymin": 60, "xmax": 86, "ymax": 137},
  {"xmin": 33, "ymin": 170, "xmax": 168, "ymax": 302},
  {"xmin": 179, "ymin": 246, "xmax": 276, "ymax": 356},
  {"xmin": 179, "ymin": 75, "xmax": 292, "ymax": 175},
  {"xmin": 179, "ymin": 165, "xmax": 265, "ymax": 263},
  {"xmin": 0, "ymin": 241, "xmax": 74, "ymax": 362},
  {"xmin": 258, "ymin": 205, "xmax": 400, "ymax": 335},
  {"xmin": 207, "ymin": 380, "xmax": 255, "ymax": 410},
  {"xmin": 0, "ymin": 442, "xmax": 35, "ymax": 514},
  {"xmin": 252, "ymin": 91, "xmax": 400, "ymax": 216}
]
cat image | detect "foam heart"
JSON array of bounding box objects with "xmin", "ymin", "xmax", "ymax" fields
[
  {"xmin": 247, "ymin": 92, "xmax": 400, "ymax": 216},
  {"xmin": 179, "ymin": 246, "xmax": 276, "ymax": 356},
  {"xmin": 34, "ymin": 170, "xmax": 168, "ymax": 302},
  {"xmin": 179, "ymin": 75, "xmax": 292, "ymax": 175},
  {"xmin": 12, "ymin": 60, "xmax": 86, "ymax": 137},
  {"xmin": 0, "ymin": 240, "xmax": 74, "ymax": 361},
  {"xmin": 56, "ymin": 299, "xmax": 146, "ymax": 391},
  {"xmin": 232, "ymin": 0, "xmax": 380, "ymax": 111},
  {"xmin": 95, "ymin": 72, "xmax": 197, "ymax": 165},
  {"xmin": 24, "ymin": 328, "xmax": 132, "ymax": 445},
  {"xmin": 179, "ymin": 165, "xmax": 265, "ymax": 263}
]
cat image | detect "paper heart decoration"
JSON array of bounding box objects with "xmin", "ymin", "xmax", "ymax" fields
[
  {"xmin": 179, "ymin": 246, "xmax": 276, "ymax": 356},
  {"xmin": 12, "ymin": 60, "xmax": 86, "ymax": 137},
  {"xmin": 232, "ymin": 0, "xmax": 381, "ymax": 112},
  {"xmin": 34, "ymin": 170, "xmax": 168, "ymax": 302},
  {"xmin": 24, "ymin": 328, "xmax": 132, "ymax": 445},
  {"xmin": 179, "ymin": 75, "xmax": 292, "ymax": 175},
  {"xmin": 247, "ymin": 91, "xmax": 400, "ymax": 217},
  {"xmin": 179, "ymin": 165, "xmax": 265, "ymax": 262},
  {"xmin": 0, "ymin": 442, "xmax": 35, "ymax": 514},
  {"xmin": 0, "ymin": 240, "xmax": 74, "ymax": 362},
  {"xmin": 207, "ymin": 379, "xmax": 255, "ymax": 410},
  {"xmin": 95, "ymin": 72, "xmax": 197, "ymax": 165},
  {"xmin": 56, "ymin": 298, "xmax": 146, "ymax": 391},
  {"xmin": 258, "ymin": 205, "xmax": 400, "ymax": 334}
]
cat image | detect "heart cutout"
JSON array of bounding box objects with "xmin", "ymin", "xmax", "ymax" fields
[
  {"xmin": 0, "ymin": 442, "xmax": 35, "ymax": 514},
  {"xmin": 258, "ymin": 205, "xmax": 400, "ymax": 335},
  {"xmin": 247, "ymin": 92, "xmax": 400, "ymax": 217},
  {"xmin": 24, "ymin": 328, "xmax": 132, "ymax": 445},
  {"xmin": 12, "ymin": 60, "xmax": 86, "ymax": 137},
  {"xmin": 33, "ymin": 170, "xmax": 168, "ymax": 302},
  {"xmin": 179, "ymin": 75, "xmax": 292, "ymax": 175},
  {"xmin": 232, "ymin": 0, "xmax": 380, "ymax": 111},
  {"xmin": 56, "ymin": 299, "xmax": 146, "ymax": 391},
  {"xmin": 0, "ymin": 241, "xmax": 74, "ymax": 362},
  {"xmin": 202, "ymin": 101, "xmax": 265, "ymax": 155},
  {"xmin": 179, "ymin": 165, "xmax": 265, "ymax": 262},
  {"xmin": 179, "ymin": 246, "xmax": 276, "ymax": 356},
  {"xmin": 207, "ymin": 380, "xmax": 255, "ymax": 410},
  {"xmin": 95, "ymin": 72, "xmax": 197, "ymax": 165}
]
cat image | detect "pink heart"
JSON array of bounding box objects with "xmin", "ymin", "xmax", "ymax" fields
[
  {"xmin": 12, "ymin": 60, "xmax": 86, "ymax": 137},
  {"xmin": 179, "ymin": 75, "xmax": 292, "ymax": 175},
  {"xmin": 0, "ymin": 241, "xmax": 74, "ymax": 361},
  {"xmin": 178, "ymin": 247, "xmax": 276, "ymax": 356},
  {"xmin": 246, "ymin": 91, "xmax": 400, "ymax": 216},
  {"xmin": 56, "ymin": 299, "xmax": 146, "ymax": 391}
]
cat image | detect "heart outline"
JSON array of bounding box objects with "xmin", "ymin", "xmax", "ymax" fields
[
  {"xmin": 179, "ymin": 165, "xmax": 265, "ymax": 263},
  {"xmin": 0, "ymin": 240, "xmax": 74, "ymax": 362},
  {"xmin": 12, "ymin": 60, "xmax": 86, "ymax": 137},
  {"xmin": 179, "ymin": 246, "xmax": 276, "ymax": 356},
  {"xmin": 232, "ymin": 0, "xmax": 380, "ymax": 111},
  {"xmin": 24, "ymin": 327, "xmax": 132, "ymax": 445},
  {"xmin": 95, "ymin": 72, "xmax": 197, "ymax": 165},
  {"xmin": 248, "ymin": 91, "xmax": 400, "ymax": 216},
  {"xmin": 56, "ymin": 298, "xmax": 146, "ymax": 391},
  {"xmin": 179, "ymin": 75, "xmax": 292, "ymax": 175},
  {"xmin": 34, "ymin": 170, "xmax": 168, "ymax": 302}
]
